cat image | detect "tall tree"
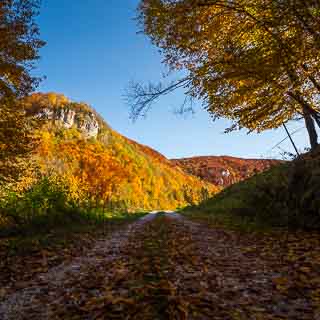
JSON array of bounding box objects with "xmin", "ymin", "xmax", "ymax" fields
[
  {"xmin": 0, "ymin": 0, "xmax": 45, "ymax": 99},
  {"xmin": 0, "ymin": 99, "xmax": 38, "ymax": 184},
  {"xmin": 0, "ymin": 0, "xmax": 44, "ymax": 183},
  {"xmin": 130, "ymin": 0, "xmax": 320, "ymax": 149}
]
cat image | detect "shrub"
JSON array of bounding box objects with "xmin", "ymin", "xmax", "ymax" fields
[
  {"xmin": 0, "ymin": 176, "xmax": 73, "ymax": 233},
  {"xmin": 236, "ymin": 149, "xmax": 320, "ymax": 229}
]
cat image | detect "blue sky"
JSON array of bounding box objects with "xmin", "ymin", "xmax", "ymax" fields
[{"xmin": 36, "ymin": 0, "xmax": 312, "ymax": 159}]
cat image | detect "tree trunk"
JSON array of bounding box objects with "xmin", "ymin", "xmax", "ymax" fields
[
  {"xmin": 311, "ymin": 111, "xmax": 320, "ymax": 129},
  {"xmin": 288, "ymin": 91, "xmax": 319, "ymax": 150},
  {"xmin": 303, "ymin": 106, "xmax": 318, "ymax": 150}
]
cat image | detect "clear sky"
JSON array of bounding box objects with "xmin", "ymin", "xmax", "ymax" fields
[{"xmin": 36, "ymin": 0, "xmax": 314, "ymax": 160}]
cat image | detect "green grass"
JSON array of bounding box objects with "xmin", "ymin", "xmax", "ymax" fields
[
  {"xmin": 181, "ymin": 149, "xmax": 320, "ymax": 231},
  {"xmin": 0, "ymin": 210, "xmax": 148, "ymax": 257}
]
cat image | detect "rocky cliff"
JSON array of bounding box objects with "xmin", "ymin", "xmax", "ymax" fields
[
  {"xmin": 23, "ymin": 92, "xmax": 101, "ymax": 138},
  {"xmin": 38, "ymin": 107, "xmax": 99, "ymax": 138}
]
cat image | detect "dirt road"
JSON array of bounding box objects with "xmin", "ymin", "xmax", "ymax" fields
[{"xmin": 0, "ymin": 213, "xmax": 318, "ymax": 319}]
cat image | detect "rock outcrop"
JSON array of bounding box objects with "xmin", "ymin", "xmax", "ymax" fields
[{"xmin": 38, "ymin": 107, "xmax": 99, "ymax": 138}]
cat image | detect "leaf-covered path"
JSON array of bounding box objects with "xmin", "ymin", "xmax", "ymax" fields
[{"xmin": 1, "ymin": 213, "xmax": 319, "ymax": 319}]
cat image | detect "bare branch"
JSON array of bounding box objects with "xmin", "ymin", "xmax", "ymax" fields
[{"xmin": 124, "ymin": 77, "xmax": 192, "ymax": 121}]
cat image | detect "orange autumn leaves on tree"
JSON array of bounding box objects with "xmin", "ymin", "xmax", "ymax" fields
[
  {"xmin": 64, "ymin": 141, "xmax": 127, "ymax": 206},
  {"xmin": 0, "ymin": 99, "xmax": 39, "ymax": 185},
  {"xmin": 23, "ymin": 92, "xmax": 70, "ymax": 114},
  {"xmin": 37, "ymin": 136, "xmax": 129, "ymax": 207},
  {"xmin": 0, "ymin": 0, "xmax": 44, "ymax": 184}
]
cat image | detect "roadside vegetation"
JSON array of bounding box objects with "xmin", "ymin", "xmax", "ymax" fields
[{"xmin": 182, "ymin": 147, "xmax": 320, "ymax": 231}]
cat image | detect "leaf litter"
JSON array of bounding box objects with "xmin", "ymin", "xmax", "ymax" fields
[{"xmin": 0, "ymin": 213, "xmax": 319, "ymax": 319}]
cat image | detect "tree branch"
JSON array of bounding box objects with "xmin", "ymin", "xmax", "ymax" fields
[{"xmin": 125, "ymin": 77, "xmax": 192, "ymax": 121}]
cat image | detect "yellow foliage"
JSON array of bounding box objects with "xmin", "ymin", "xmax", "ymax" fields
[{"xmin": 137, "ymin": 0, "xmax": 320, "ymax": 146}]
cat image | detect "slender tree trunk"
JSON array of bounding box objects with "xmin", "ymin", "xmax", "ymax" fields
[
  {"xmin": 303, "ymin": 106, "xmax": 318, "ymax": 150},
  {"xmin": 311, "ymin": 110, "xmax": 320, "ymax": 129},
  {"xmin": 288, "ymin": 91, "xmax": 319, "ymax": 149}
]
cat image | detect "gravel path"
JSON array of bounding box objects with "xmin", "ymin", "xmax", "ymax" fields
[
  {"xmin": 0, "ymin": 213, "xmax": 158, "ymax": 320},
  {"xmin": 0, "ymin": 212, "xmax": 318, "ymax": 319}
]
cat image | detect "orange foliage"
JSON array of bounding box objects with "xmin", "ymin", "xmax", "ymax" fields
[
  {"xmin": 36, "ymin": 134, "xmax": 129, "ymax": 207},
  {"xmin": 22, "ymin": 93, "xmax": 218, "ymax": 211},
  {"xmin": 172, "ymin": 156, "xmax": 281, "ymax": 188}
]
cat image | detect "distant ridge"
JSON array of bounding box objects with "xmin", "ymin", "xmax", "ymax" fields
[{"xmin": 171, "ymin": 156, "xmax": 281, "ymax": 187}]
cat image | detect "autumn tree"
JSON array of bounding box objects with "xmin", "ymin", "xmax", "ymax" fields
[
  {"xmin": 44, "ymin": 139, "xmax": 129, "ymax": 209},
  {"xmin": 0, "ymin": 0, "xmax": 44, "ymax": 184},
  {"xmin": 129, "ymin": 0, "xmax": 320, "ymax": 149},
  {"xmin": 0, "ymin": 0, "xmax": 45, "ymax": 99},
  {"xmin": 23, "ymin": 92, "xmax": 70, "ymax": 113},
  {"xmin": 0, "ymin": 99, "xmax": 38, "ymax": 184}
]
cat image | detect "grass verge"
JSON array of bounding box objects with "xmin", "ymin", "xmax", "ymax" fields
[{"xmin": 181, "ymin": 147, "xmax": 320, "ymax": 232}]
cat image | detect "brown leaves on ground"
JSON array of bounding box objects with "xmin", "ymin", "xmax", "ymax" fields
[
  {"xmin": 0, "ymin": 224, "xmax": 121, "ymax": 297},
  {"xmin": 1, "ymin": 214, "xmax": 320, "ymax": 319}
]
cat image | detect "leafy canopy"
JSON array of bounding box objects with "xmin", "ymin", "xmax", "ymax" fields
[
  {"xmin": 0, "ymin": 0, "xmax": 45, "ymax": 99},
  {"xmin": 133, "ymin": 0, "xmax": 320, "ymax": 147},
  {"xmin": 0, "ymin": 0, "xmax": 44, "ymax": 183}
]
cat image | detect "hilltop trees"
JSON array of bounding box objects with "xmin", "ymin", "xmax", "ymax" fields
[
  {"xmin": 56, "ymin": 140, "xmax": 129, "ymax": 209},
  {"xmin": 129, "ymin": 0, "xmax": 320, "ymax": 149},
  {"xmin": 32, "ymin": 126, "xmax": 217, "ymax": 211}
]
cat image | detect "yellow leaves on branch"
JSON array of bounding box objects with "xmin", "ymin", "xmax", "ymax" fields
[
  {"xmin": 0, "ymin": 99, "xmax": 39, "ymax": 185},
  {"xmin": 137, "ymin": 0, "xmax": 320, "ymax": 142},
  {"xmin": 0, "ymin": 0, "xmax": 45, "ymax": 99}
]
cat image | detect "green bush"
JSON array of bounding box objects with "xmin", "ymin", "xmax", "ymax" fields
[
  {"xmin": 286, "ymin": 154, "xmax": 320, "ymax": 228},
  {"xmin": 245, "ymin": 166, "xmax": 291, "ymax": 226},
  {"xmin": 248, "ymin": 153, "xmax": 320, "ymax": 229},
  {"xmin": 0, "ymin": 176, "xmax": 74, "ymax": 233}
]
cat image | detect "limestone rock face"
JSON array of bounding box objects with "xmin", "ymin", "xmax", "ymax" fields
[
  {"xmin": 58, "ymin": 108, "xmax": 76, "ymax": 128},
  {"xmin": 78, "ymin": 113, "xmax": 99, "ymax": 138},
  {"xmin": 38, "ymin": 107, "xmax": 100, "ymax": 138}
]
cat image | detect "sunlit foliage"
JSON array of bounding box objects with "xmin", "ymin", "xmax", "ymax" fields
[
  {"xmin": 134, "ymin": 0, "xmax": 320, "ymax": 148},
  {"xmin": 0, "ymin": 99, "xmax": 38, "ymax": 186},
  {"xmin": 9, "ymin": 93, "xmax": 218, "ymax": 214},
  {"xmin": 0, "ymin": 0, "xmax": 45, "ymax": 99},
  {"xmin": 0, "ymin": 0, "xmax": 44, "ymax": 186}
]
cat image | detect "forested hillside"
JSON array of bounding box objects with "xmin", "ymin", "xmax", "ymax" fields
[
  {"xmin": 6, "ymin": 93, "xmax": 217, "ymax": 213},
  {"xmin": 172, "ymin": 156, "xmax": 280, "ymax": 187}
]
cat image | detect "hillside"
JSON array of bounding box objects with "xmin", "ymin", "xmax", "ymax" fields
[
  {"xmin": 172, "ymin": 156, "xmax": 281, "ymax": 187},
  {"xmin": 19, "ymin": 93, "xmax": 218, "ymax": 211},
  {"xmin": 182, "ymin": 147, "xmax": 320, "ymax": 230}
]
